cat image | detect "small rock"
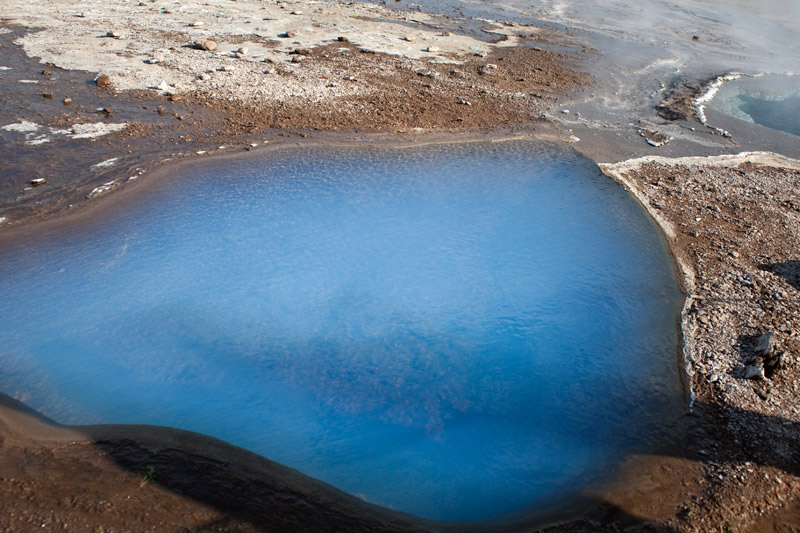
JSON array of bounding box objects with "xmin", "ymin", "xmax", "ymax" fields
[
  {"xmin": 754, "ymin": 332, "xmax": 774, "ymax": 355},
  {"xmin": 31, "ymin": 178, "xmax": 46, "ymax": 187},
  {"xmin": 744, "ymin": 362, "xmax": 765, "ymax": 380},
  {"xmin": 290, "ymin": 56, "xmax": 303, "ymax": 63},
  {"xmin": 561, "ymin": 109, "xmax": 570, "ymax": 114},
  {"xmin": 95, "ymin": 74, "xmax": 112, "ymax": 88},
  {"xmin": 441, "ymin": 31, "xmax": 452, "ymax": 36},
  {"xmin": 189, "ymin": 21, "xmax": 204, "ymax": 27},
  {"xmin": 401, "ymin": 35, "xmax": 415, "ymax": 42},
  {"xmin": 106, "ymin": 30, "xmax": 123, "ymax": 39},
  {"xmin": 425, "ymin": 46, "xmax": 440, "ymax": 52},
  {"xmin": 102, "ymin": 107, "xmax": 113, "ymax": 115},
  {"xmin": 280, "ymin": 31, "xmax": 297, "ymax": 38},
  {"xmin": 157, "ymin": 105, "xmax": 166, "ymax": 115},
  {"xmin": 146, "ymin": 58, "xmax": 161, "ymax": 64},
  {"xmin": 194, "ymin": 39, "xmax": 217, "ymax": 51},
  {"xmin": 168, "ymin": 94, "xmax": 182, "ymax": 102},
  {"xmin": 42, "ymin": 93, "xmax": 53, "ymax": 99},
  {"xmin": 63, "ymin": 97, "xmax": 72, "ymax": 105},
  {"xmin": 337, "ymin": 36, "xmax": 349, "ymax": 42},
  {"xmin": 41, "ymin": 69, "xmax": 52, "ymax": 76},
  {"xmin": 237, "ymin": 46, "xmax": 249, "ymax": 55}
]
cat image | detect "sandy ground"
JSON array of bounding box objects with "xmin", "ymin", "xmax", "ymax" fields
[{"xmin": 1, "ymin": 0, "xmax": 800, "ymax": 532}]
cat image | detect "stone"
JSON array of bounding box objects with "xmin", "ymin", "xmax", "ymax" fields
[
  {"xmin": 754, "ymin": 332, "xmax": 774, "ymax": 355},
  {"xmin": 337, "ymin": 36, "xmax": 349, "ymax": 42},
  {"xmin": 744, "ymin": 362, "xmax": 765, "ymax": 380},
  {"xmin": 95, "ymin": 74, "xmax": 112, "ymax": 88},
  {"xmin": 190, "ymin": 21, "xmax": 204, "ymax": 27},
  {"xmin": 63, "ymin": 97, "xmax": 72, "ymax": 105},
  {"xmin": 401, "ymin": 35, "xmax": 415, "ymax": 42},
  {"xmin": 425, "ymin": 46, "xmax": 440, "ymax": 52},
  {"xmin": 31, "ymin": 178, "xmax": 46, "ymax": 186},
  {"xmin": 280, "ymin": 31, "xmax": 297, "ymax": 38},
  {"xmin": 106, "ymin": 30, "xmax": 123, "ymax": 39},
  {"xmin": 194, "ymin": 39, "xmax": 217, "ymax": 51}
]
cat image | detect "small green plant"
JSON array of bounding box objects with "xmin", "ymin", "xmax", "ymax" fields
[{"xmin": 139, "ymin": 465, "xmax": 155, "ymax": 487}]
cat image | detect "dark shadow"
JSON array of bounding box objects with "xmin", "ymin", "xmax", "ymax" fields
[{"xmin": 760, "ymin": 260, "xmax": 800, "ymax": 291}]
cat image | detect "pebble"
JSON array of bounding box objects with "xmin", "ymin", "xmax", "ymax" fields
[
  {"xmin": 194, "ymin": 39, "xmax": 217, "ymax": 51},
  {"xmin": 425, "ymin": 46, "xmax": 440, "ymax": 52},
  {"xmin": 95, "ymin": 74, "xmax": 112, "ymax": 88}
]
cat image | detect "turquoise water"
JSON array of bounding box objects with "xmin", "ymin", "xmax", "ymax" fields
[{"xmin": 0, "ymin": 142, "xmax": 683, "ymax": 522}]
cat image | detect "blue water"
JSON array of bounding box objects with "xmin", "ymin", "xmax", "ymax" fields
[
  {"xmin": 739, "ymin": 94, "xmax": 800, "ymax": 137},
  {"xmin": 0, "ymin": 142, "xmax": 683, "ymax": 522}
]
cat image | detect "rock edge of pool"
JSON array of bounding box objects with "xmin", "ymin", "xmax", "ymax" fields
[{"xmin": 2, "ymin": 0, "xmax": 800, "ymax": 531}]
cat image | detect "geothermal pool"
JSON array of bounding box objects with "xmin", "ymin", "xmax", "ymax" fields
[
  {"xmin": 0, "ymin": 142, "xmax": 684, "ymax": 521},
  {"xmin": 708, "ymin": 75, "xmax": 800, "ymax": 139}
]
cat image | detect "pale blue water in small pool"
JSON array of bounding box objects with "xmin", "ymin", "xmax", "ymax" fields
[
  {"xmin": 739, "ymin": 94, "xmax": 800, "ymax": 137},
  {"xmin": 708, "ymin": 75, "xmax": 800, "ymax": 138},
  {"xmin": 0, "ymin": 142, "xmax": 684, "ymax": 522}
]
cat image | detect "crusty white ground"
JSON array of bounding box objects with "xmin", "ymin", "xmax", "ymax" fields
[{"xmin": 1, "ymin": 0, "xmax": 536, "ymax": 104}]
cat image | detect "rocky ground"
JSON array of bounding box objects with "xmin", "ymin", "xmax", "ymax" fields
[{"xmin": 1, "ymin": 0, "xmax": 800, "ymax": 532}]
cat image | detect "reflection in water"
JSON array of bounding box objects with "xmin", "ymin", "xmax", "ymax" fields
[{"xmin": 0, "ymin": 142, "xmax": 684, "ymax": 521}]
